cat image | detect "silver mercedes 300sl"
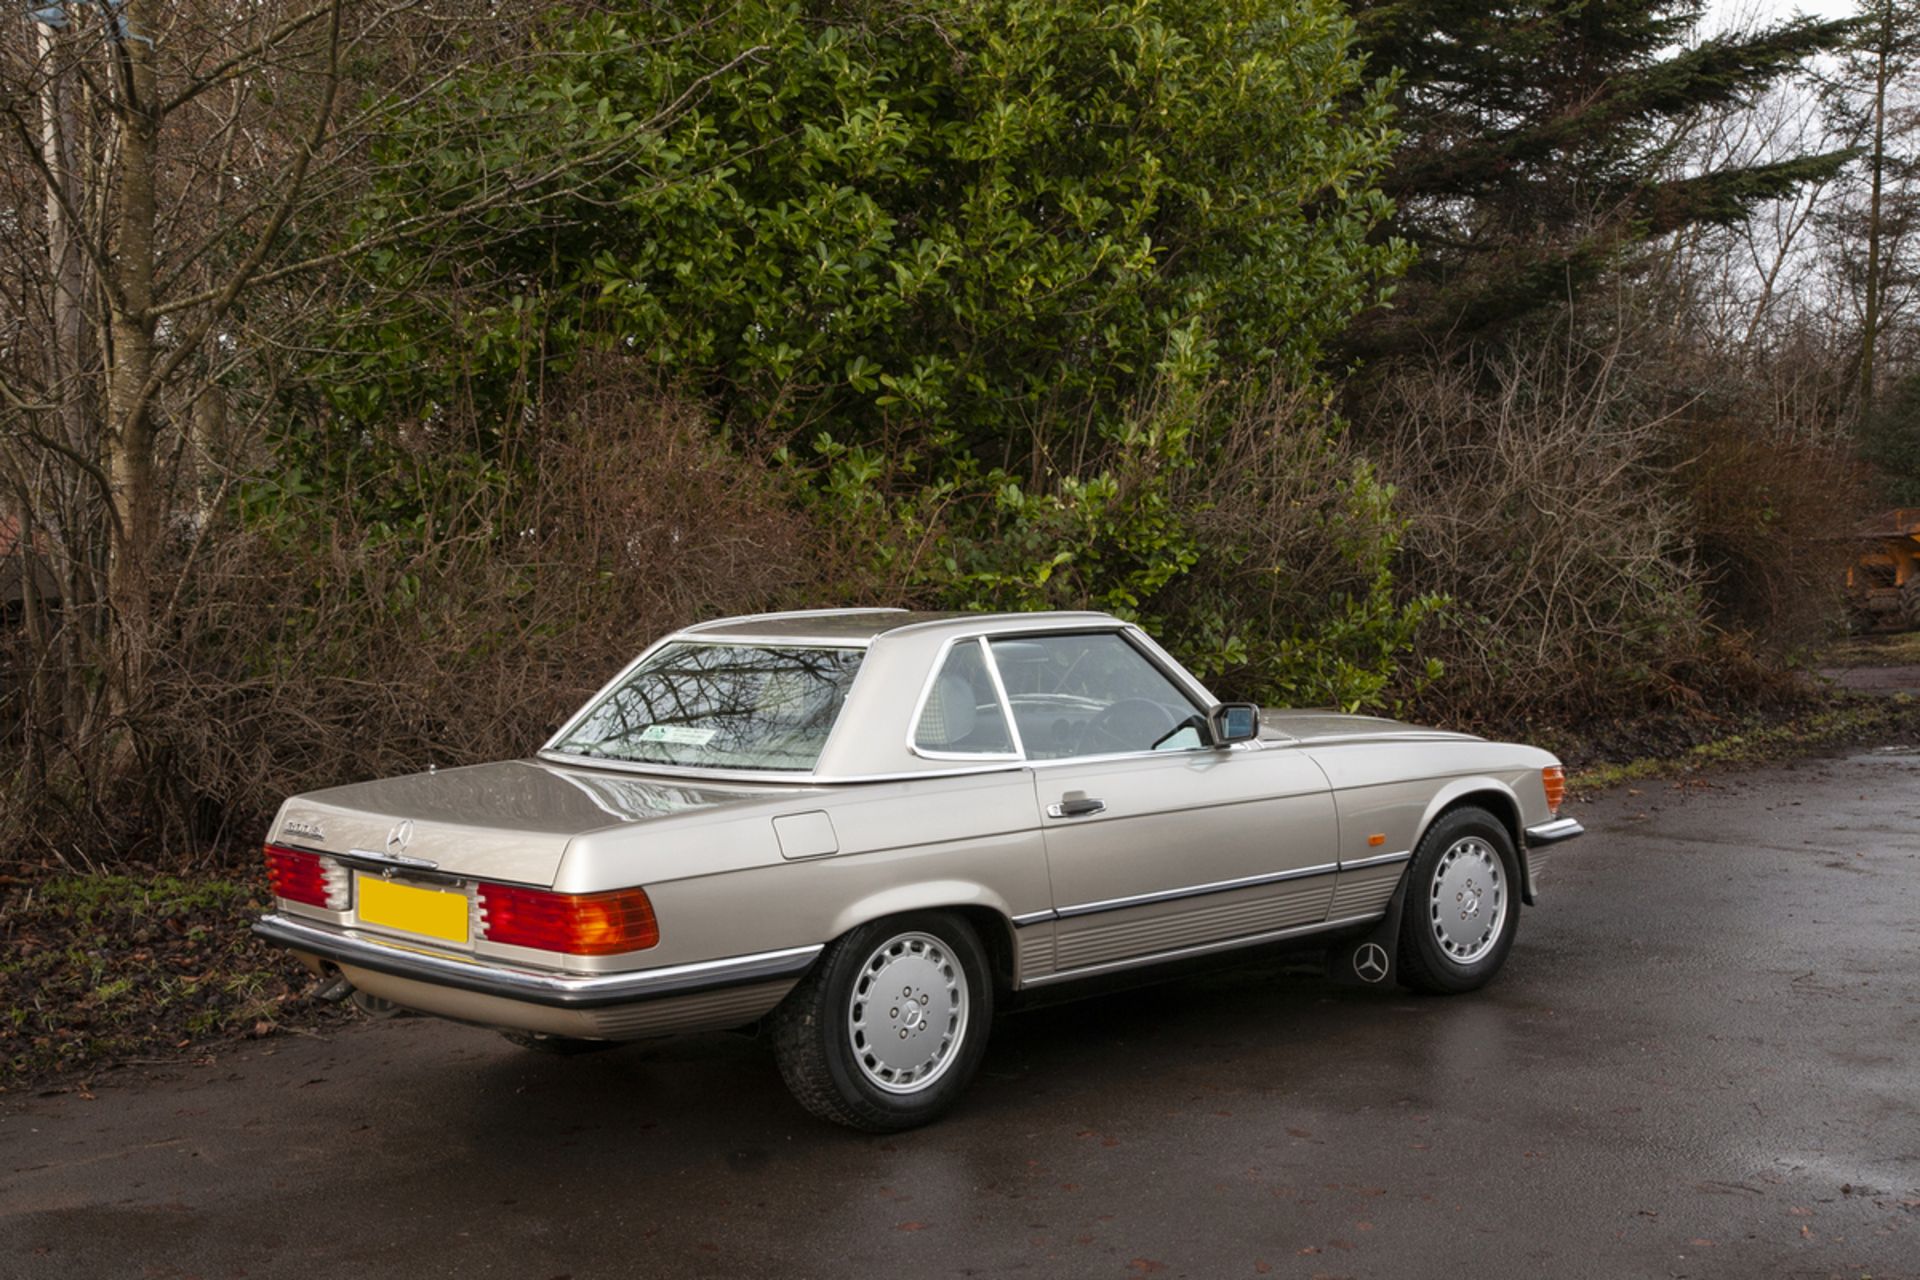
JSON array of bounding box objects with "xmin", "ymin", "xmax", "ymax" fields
[{"xmin": 255, "ymin": 608, "xmax": 1583, "ymax": 1129}]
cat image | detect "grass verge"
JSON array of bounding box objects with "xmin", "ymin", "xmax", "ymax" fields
[
  {"xmin": 1570, "ymin": 690, "xmax": 1920, "ymax": 792},
  {"xmin": 1819, "ymin": 630, "xmax": 1920, "ymax": 668}
]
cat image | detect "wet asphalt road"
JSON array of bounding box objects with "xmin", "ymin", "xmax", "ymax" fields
[{"xmin": 5, "ymin": 748, "xmax": 1919, "ymax": 1280}]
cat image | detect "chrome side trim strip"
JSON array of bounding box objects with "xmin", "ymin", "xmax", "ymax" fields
[
  {"xmin": 1339, "ymin": 849, "xmax": 1412, "ymax": 871},
  {"xmin": 1010, "ymin": 909, "xmax": 1057, "ymax": 928},
  {"xmin": 1053, "ymin": 862, "xmax": 1340, "ymax": 920},
  {"xmin": 1525, "ymin": 817, "xmax": 1585, "ymax": 846},
  {"xmin": 253, "ymin": 914, "xmax": 822, "ymax": 1009},
  {"xmin": 1022, "ymin": 913, "xmax": 1382, "ymax": 988},
  {"xmin": 1021, "ymin": 737, "xmax": 1277, "ymax": 772}
]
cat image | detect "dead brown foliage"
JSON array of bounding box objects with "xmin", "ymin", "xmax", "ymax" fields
[
  {"xmin": 1672, "ymin": 411, "xmax": 1867, "ymax": 651},
  {"xmin": 1360, "ymin": 333, "xmax": 1709, "ymax": 733},
  {"xmin": 2, "ymin": 373, "xmax": 852, "ymax": 869},
  {"xmin": 1353, "ymin": 313, "xmax": 1857, "ymax": 739}
]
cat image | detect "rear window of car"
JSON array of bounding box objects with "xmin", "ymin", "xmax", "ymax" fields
[{"xmin": 550, "ymin": 643, "xmax": 865, "ymax": 772}]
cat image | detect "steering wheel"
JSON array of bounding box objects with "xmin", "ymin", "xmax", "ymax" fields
[{"xmin": 1079, "ymin": 698, "xmax": 1176, "ymax": 755}]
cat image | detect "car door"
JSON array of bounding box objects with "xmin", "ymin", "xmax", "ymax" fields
[{"xmin": 991, "ymin": 631, "xmax": 1340, "ymax": 979}]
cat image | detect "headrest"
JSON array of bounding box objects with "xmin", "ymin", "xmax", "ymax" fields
[{"xmin": 916, "ymin": 673, "xmax": 978, "ymax": 748}]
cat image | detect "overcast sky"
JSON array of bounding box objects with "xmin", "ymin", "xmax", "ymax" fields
[{"xmin": 1703, "ymin": 0, "xmax": 1857, "ymax": 34}]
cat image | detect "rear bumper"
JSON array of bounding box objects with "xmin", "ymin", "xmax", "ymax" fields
[{"xmin": 252, "ymin": 913, "xmax": 821, "ymax": 1011}]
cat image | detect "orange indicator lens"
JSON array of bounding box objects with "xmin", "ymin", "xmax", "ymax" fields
[{"xmin": 1542, "ymin": 766, "xmax": 1566, "ymax": 816}]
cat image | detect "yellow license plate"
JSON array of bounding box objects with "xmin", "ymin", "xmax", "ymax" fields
[{"xmin": 355, "ymin": 874, "xmax": 470, "ymax": 944}]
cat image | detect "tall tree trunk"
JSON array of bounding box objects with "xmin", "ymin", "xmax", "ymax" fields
[
  {"xmin": 14, "ymin": 496, "xmax": 51, "ymax": 794},
  {"xmin": 35, "ymin": 14, "xmax": 101, "ymax": 746},
  {"xmin": 1858, "ymin": 0, "xmax": 1890, "ymax": 419},
  {"xmin": 105, "ymin": 0, "xmax": 161, "ymax": 744},
  {"xmin": 37, "ymin": 20, "xmax": 90, "ymax": 463}
]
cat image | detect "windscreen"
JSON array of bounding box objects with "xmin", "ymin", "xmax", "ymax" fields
[{"xmin": 550, "ymin": 643, "xmax": 865, "ymax": 772}]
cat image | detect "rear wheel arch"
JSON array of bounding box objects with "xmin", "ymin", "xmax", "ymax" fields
[
  {"xmin": 809, "ymin": 899, "xmax": 1016, "ymax": 997},
  {"xmin": 825, "ymin": 884, "xmax": 1020, "ymax": 988},
  {"xmin": 944, "ymin": 904, "xmax": 1018, "ymax": 994}
]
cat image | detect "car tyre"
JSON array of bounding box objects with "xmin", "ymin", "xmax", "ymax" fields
[
  {"xmin": 771, "ymin": 912, "xmax": 993, "ymax": 1132},
  {"xmin": 1397, "ymin": 805, "xmax": 1520, "ymax": 995}
]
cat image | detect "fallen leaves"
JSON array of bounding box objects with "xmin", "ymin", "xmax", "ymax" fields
[{"xmin": 2, "ymin": 871, "xmax": 349, "ymax": 1093}]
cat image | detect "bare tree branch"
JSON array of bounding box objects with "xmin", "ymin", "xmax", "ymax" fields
[
  {"xmin": 159, "ymin": 2, "xmax": 336, "ymax": 114},
  {"xmin": 146, "ymin": 41, "xmax": 770, "ymax": 320}
]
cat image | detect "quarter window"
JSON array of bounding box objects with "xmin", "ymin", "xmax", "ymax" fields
[
  {"xmin": 988, "ymin": 632, "xmax": 1205, "ymax": 760},
  {"xmin": 914, "ymin": 640, "xmax": 1017, "ymax": 756}
]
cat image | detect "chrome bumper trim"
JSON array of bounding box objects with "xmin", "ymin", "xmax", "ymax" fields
[
  {"xmin": 1526, "ymin": 817, "xmax": 1586, "ymax": 846},
  {"xmin": 253, "ymin": 914, "xmax": 821, "ymax": 1010}
]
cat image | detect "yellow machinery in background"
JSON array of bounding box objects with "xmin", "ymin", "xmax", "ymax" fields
[{"xmin": 1848, "ymin": 509, "xmax": 1920, "ymax": 629}]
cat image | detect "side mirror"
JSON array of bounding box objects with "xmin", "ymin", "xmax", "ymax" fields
[{"xmin": 1210, "ymin": 702, "xmax": 1260, "ymax": 746}]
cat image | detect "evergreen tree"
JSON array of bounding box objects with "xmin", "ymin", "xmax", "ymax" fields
[
  {"xmin": 1346, "ymin": 0, "xmax": 1854, "ymax": 354},
  {"xmin": 1819, "ymin": 0, "xmax": 1920, "ymax": 418},
  {"xmin": 1858, "ymin": 371, "xmax": 1920, "ymax": 503}
]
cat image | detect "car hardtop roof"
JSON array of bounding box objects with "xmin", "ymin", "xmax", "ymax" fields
[{"xmin": 675, "ymin": 607, "xmax": 1124, "ymax": 646}]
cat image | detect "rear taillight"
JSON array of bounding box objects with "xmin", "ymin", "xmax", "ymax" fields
[
  {"xmin": 1542, "ymin": 765, "xmax": 1566, "ymax": 816},
  {"xmin": 264, "ymin": 843, "xmax": 349, "ymax": 910},
  {"xmin": 477, "ymin": 883, "xmax": 659, "ymax": 955}
]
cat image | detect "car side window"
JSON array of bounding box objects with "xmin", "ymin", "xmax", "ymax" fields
[
  {"xmin": 913, "ymin": 639, "xmax": 1017, "ymax": 756},
  {"xmin": 988, "ymin": 632, "xmax": 1205, "ymax": 761}
]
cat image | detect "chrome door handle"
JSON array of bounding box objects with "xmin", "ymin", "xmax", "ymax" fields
[{"xmin": 1046, "ymin": 793, "xmax": 1106, "ymax": 819}]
